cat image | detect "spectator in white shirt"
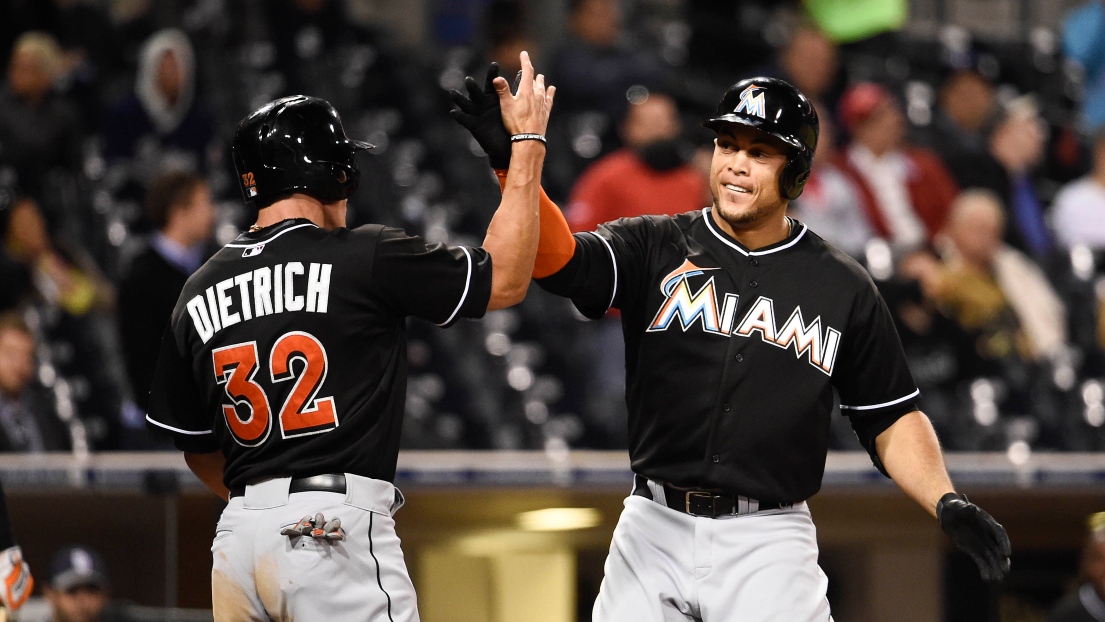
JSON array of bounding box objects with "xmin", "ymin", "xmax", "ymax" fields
[{"xmin": 1051, "ymin": 130, "xmax": 1105, "ymax": 249}]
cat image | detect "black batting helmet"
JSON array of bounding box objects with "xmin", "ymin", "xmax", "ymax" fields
[
  {"xmin": 232, "ymin": 95, "xmax": 374, "ymax": 208},
  {"xmin": 703, "ymin": 77, "xmax": 819, "ymax": 200}
]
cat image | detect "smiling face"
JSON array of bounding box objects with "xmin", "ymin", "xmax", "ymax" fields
[{"xmin": 709, "ymin": 123, "xmax": 790, "ymax": 230}]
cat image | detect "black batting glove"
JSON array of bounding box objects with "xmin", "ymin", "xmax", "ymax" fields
[
  {"xmin": 937, "ymin": 492, "xmax": 1011, "ymax": 583},
  {"xmin": 449, "ymin": 62, "xmax": 513, "ymax": 170}
]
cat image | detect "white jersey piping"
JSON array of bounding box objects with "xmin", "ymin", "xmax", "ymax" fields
[
  {"xmin": 146, "ymin": 414, "xmax": 213, "ymax": 435},
  {"xmin": 589, "ymin": 231, "xmax": 619, "ymax": 311},
  {"xmin": 225, "ymin": 223, "xmax": 320, "ymax": 248},
  {"xmin": 437, "ymin": 247, "xmax": 473, "ymax": 326},
  {"xmin": 702, "ymin": 208, "xmax": 807, "ymax": 256},
  {"xmin": 839, "ymin": 389, "xmax": 921, "ymax": 411}
]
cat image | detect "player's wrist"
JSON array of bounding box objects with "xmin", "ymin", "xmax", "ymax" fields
[
  {"xmin": 936, "ymin": 491, "xmax": 964, "ymax": 522},
  {"xmin": 508, "ymin": 139, "xmax": 547, "ymax": 159},
  {"xmin": 510, "ymin": 133, "xmax": 546, "ymax": 144}
]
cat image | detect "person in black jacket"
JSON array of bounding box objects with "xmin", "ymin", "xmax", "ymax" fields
[{"xmin": 116, "ymin": 171, "xmax": 213, "ymax": 447}]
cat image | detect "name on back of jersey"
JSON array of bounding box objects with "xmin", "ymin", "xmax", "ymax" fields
[{"xmin": 185, "ymin": 262, "xmax": 332, "ymax": 344}]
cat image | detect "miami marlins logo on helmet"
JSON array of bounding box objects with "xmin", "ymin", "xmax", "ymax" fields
[{"xmin": 734, "ymin": 83, "xmax": 767, "ymax": 119}]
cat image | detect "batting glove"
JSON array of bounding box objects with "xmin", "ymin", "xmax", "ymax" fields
[
  {"xmin": 0, "ymin": 546, "xmax": 32, "ymax": 611},
  {"xmin": 449, "ymin": 62, "xmax": 514, "ymax": 170},
  {"xmin": 281, "ymin": 513, "xmax": 345, "ymax": 542},
  {"xmin": 937, "ymin": 493, "xmax": 1011, "ymax": 583}
]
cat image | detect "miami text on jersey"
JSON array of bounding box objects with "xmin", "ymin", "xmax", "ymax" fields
[
  {"xmin": 647, "ymin": 260, "xmax": 841, "ymax": 375},
  {"xmin": 186, "ymin": 262, "xmax": 333, "ymax": 344}
]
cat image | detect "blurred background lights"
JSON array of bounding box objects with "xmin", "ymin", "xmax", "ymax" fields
[{"xmin": 516, "ymin": 508, "xmax": 602, "ymax": 532}]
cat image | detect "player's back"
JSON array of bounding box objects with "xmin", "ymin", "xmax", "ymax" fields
[{"xmin": 151, "ymin": 218, "xmax": 491, "ymax": 491}]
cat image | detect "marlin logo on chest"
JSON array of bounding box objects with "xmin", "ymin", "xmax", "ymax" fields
[{"xmin": 647, "ymin": 259, "xmax": 841, "ymax": 375}]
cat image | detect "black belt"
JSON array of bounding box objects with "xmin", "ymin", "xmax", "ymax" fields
[
  {"xmin": 632, "ymin": 474, "xmax": 791, "ymax": 518},
  {"xmin": 229, "ymin": 474, "xmax": 346, "ymax": 499}
]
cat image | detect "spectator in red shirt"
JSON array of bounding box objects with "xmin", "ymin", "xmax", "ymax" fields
[
  {"xmin": 836, "ymin": 82, "xmax": 960, "ymax": 253},
  {"xmin": 566, "ymin": 89, "xmax": 708, "ymax": 233}
]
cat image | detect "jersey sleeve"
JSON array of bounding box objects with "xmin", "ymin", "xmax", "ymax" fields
[
  {"xmin": 534, "ymin": 216, "xmax": 656, "ymax": 319},
  {"xmin": 371, "ymin": 227, "xmax": 493, "ymax": 327},
  {"xmin": 146, "ymin": 324, "xmax": 220, "ymax": 453},
  {"xmin": 832, "ymin": 280, "xmax": 920, "ymax": 475}
]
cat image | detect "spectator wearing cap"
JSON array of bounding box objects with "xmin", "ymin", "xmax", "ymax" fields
[
  {"xmin": 836, "ymin": 82, "xmax": 959, "ymax": 254},
  {"xmin": 1049, "ymin": 512, "xmax": 1105, "ymax": 622},
  {"xmin": 43, "ymin": 545, "xmax": 132, "ymax": 622}
]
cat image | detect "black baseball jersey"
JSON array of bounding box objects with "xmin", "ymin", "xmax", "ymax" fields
[
  {"xmin": 537, "ymin": 208, "xmax": 919, "ymax": 503},
  {"xmin": 146, "ymin": 219, "xmax": 492, "ymax": 489}
]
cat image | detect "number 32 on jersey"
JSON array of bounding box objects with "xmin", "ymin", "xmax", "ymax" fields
[{"xmin": 212, "ymin": 331, "xmax": 338, "ymax": 446}]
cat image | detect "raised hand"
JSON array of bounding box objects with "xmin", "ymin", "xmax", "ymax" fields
[{"xmin": 494, "ymin": 51, "xmax": 555, "ymax": 142}]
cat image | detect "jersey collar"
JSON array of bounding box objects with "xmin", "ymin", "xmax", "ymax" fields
[
  {"xmin": 702, "ymin": 207, "xmax": 807, "ymax": 257},
  {"xmin": 225, "ymin": 218, "xmax": 319, "ymax": 248}
]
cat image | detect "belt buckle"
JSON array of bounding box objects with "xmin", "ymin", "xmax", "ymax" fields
[{"xmin": 685, "ymin": 491, "xmax": 716, "ymax": 517}]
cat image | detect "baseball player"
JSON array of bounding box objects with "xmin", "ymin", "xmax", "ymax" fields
[
  {"xmin": 452, "ymin": 71, "xmax": 1010, "ymax": 620},
  {"xmin": 145, "ymin": 51, "xmax": 553, "ymax": 620}
]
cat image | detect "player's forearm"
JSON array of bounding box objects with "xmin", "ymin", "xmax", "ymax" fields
[
  {"xmin": 874, "ymin": 410, "xmax": 955, "ymax": 518},
  {"xmin": 185, "ymin": 451, "xmax": 231, "ymax": 501},
  {"xmin": 493, "ymin": 173, "xmax": 577, "ymax": 278},
  {"xmin": 484, "ymin": 141, "xmax": 545, "ymax": 309}
]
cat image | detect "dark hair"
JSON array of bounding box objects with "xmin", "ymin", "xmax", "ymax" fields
[{"xmin": 145, "ymin": 171, "xmax": 206, "ymax": 230}]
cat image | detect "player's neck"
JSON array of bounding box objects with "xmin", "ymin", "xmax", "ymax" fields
[
  {"xmin": 253, "ymin": 195, "xmax": 347, "ymax": 231},
  {"xmin": 710, "ymin": 207, "xmax": 791, "ymax": 250}
]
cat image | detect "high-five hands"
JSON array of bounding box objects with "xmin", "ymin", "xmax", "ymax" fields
[{"xmin": 449, "ymin": 51, "xmax": 555, "ymax": 168}]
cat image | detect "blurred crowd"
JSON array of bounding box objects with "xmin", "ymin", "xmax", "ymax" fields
[{"xmin": 2, "ymin": 0, "xmax": 1105, "ymax": 456}]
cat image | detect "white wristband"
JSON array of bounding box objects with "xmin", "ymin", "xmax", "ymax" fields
[{"xmin": 510, "ymin": 133, "xmax": 546, "ymax": 144}]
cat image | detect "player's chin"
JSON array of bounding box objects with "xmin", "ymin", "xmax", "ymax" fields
[{"xmin": 715, "ymin": 196, "xmax": 759, "ymax": 224}]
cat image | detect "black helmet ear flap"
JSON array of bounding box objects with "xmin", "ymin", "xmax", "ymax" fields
[{"xmin": 780, "ymin": 153, "xmax": 812, "ymax": 200}]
